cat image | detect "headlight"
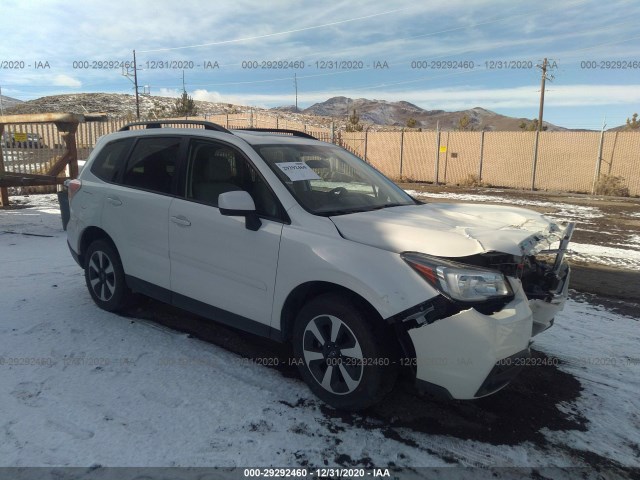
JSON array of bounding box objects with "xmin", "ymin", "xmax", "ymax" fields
[{"xmin": 401, "ymin": 252, "xmax": 513, "ymax": 303}]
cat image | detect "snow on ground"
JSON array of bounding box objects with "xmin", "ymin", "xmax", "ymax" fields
[
  {"xmin": 0, "ymin": 195, "xmax": 638, "ymax": 474},
  {"xmin": 569, "ymin": 242, "xmax": 640, "ymax": 270},
  {"xmin": 404, "ymin": 190, "xmax": 604, "ymax": 225},
  {"xmin": 406, "ymin": 189, "xmax": 640, "ymax": 270}
]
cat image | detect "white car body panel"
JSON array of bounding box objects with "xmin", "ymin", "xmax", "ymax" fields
[
  {"xmin": 331, "ymin": 203, "xmax": 562, "ymax": 257},
  {"xmin": 101, "ymin": 184, "xmax": 173, "ymax": 290},
  {"xmin": 409, "ymin": 280, "xmax": 533, "ymax": 399},
  {"xmin": 271, "ymin": 205, "xmax": 440, "ymax": 328},
  {"xmin": 169, "ymin": 198, "xmax": 283, "ymax": 325}
]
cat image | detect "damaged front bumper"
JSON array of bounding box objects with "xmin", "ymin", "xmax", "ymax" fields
[
  {"xmin": 401, "ymin": 222, "xmax": 575, "ymax": 399},
  {"xmin": 407, "ymin": 280, "xmax": 534, "ymax": 399}
]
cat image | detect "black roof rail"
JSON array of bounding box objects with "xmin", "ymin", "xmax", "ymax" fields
[
  {"xmin": 119, "ymin": 120, "xmax": 231, "ymax": 133},
  {"xmin": 234, "ymin": 128, "xmax": 317, "ymax": 140}
]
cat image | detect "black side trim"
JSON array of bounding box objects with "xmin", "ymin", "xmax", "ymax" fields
[
  {"xmin": 386, "ymin": 292, "xmax": 513, "ymax": 329},
  {"xmin": 385, "ymin": 295, "xmax": 462, "ymax": 328},
  {"xmin": 415, "ymin": 379, "xmax": 454, "ymax": 399},
  {"xmin": 125, "ymin": 275, "xmax": 283, "ymax": 341},
  {"xmin": 67, "ymin": 240, "xmax": 82, "ymax": 267},
  {"xmin": 475, "ymin": 349, "xmax": 531, "ymax": 397}
]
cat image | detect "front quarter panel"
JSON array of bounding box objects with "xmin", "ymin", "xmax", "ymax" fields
[{"xmin": 272, "ymin": 213, "xmax": 439, "ymax": 330}]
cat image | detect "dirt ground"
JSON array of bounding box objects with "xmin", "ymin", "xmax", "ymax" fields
[{"xmin": 400, "ymin": 183, "xmax": 640, "ymax": 307}]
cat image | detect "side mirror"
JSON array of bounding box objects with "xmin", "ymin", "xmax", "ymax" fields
[{"xmin": 218, "ymin": 191, "xmax": 262, "ymax": 231}]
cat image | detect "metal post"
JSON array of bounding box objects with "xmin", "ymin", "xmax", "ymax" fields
[
  {"xmin": 364, "ymin": 127, "xmax": 369, "ymax": 163},
  {"xmin": 443, "ymin": 131, "xmax": 450, "ymax": 183},
  {"xmin": 478, "ymin": 130, "xmax": 485, "ymax": 180},
  {"xmin": 226, "ymin": 113, "xmax": 229, "ymax": 128},
  {"xmin": 592, "ymin": 122, "xmax": 607, "ymax": 194},
  {"xmin": 399, "ymin": 129, "xmax": 405, "ymax": 177},
  {"xmin": 0, "ymin": 123, "xmax": 8, "ymax": 207},
  {"xmin": 276, "ymin": 115, "xmax": 279, "ymax": 129},
  {"xmin": 531, "ymin": 130, "xmax": 540, "ymax": 190},
  {"xmin": 330, "ymin": 121, "xmax": 335, "ymax": 144},
  {"xmin": 434, "ymin": 122, "xmax": 441, "ymax": 185}
]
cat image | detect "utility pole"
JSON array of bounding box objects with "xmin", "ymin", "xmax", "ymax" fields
[
  {"xmin": 536, "ymin": 58, "xmax": 554, "ymax": 131},
  {"xmin": 531, "ymin": 57, "xmax": 555, "ymax": 190},
  {"xmin": 0, "ymin": 86, "xmax": 4, "ymax": 116},
  {"xmin": 133, "ymin": 50, "xmax": 140, "ymax": 119},
  {"xmin": 122, "ymin": 50, "xmax": 141, "ymax": 119},
  {"xmin": 294, "ymin": 73, "xmax": 298, "ymax": 112},
  {"xmin": 181, "ymin": 71, "xmax": 188, "ymax": 119}
]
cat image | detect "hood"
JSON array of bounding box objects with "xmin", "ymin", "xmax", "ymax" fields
[{"xmin": 330, "ymin": 203, "xmax": 564, "ymax": 257}]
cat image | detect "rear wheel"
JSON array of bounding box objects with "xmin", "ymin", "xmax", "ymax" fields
[
  {"xmin": 293, "ymin": 293, "xmax": 397, "ymax": 410},
  {"xmin": 84, "ymin": 240, "xmax": 132, "ymax": 312}
]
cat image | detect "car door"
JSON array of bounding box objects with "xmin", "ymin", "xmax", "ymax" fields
[
  {"xmin": 168, "ymin": 138, "xmax": 284, "ymax": 331},
  {"xmin": 101, "ymin": 135, "xmax": 181, "ymax": 290}
]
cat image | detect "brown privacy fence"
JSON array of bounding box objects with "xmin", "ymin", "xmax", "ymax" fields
[
  {"xmin": 341, "ymin": 130, "xmax": 640, "ymax": 196},
  {"xmin": 2, "ymin": 113, "xmax": 639, "ymax": 196}
]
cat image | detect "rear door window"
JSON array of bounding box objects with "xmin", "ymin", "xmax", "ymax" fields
[
  {"xmin": 122, "ymin": 137, "xmax": 181, "ymax": 194},
  {"xmin": 90, "ymin": 138, "xmax": 134, "ymax": 183}
]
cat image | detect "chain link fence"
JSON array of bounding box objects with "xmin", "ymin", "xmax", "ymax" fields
[{"xmin": 3, "ymin": 114, "xmax": 639, "ymax": 196}]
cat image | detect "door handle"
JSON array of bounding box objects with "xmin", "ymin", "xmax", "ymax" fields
[
  {"xmin": 106, "ymin": 196, "xmax": 122, "ymax": 206},
  {"xmin": 171, "ymin": 215, "xmax": 191, "ymax": 227}
]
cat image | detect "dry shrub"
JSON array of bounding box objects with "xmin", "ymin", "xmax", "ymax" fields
[
  {"xmin": 459, "ymin": 174, "xmax": 484, "ymax": 187},
  {"xmin": 594, "ymin": 174, "xmax": 630, "ymax": 197}
]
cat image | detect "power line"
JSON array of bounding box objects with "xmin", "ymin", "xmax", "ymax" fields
[
  {"xmin": 157, "ymin": 19, "xmax": 638, "ymax": 91},
  {"xmin": 138, "ymin": 7, "xmax": 412, "ymax": 53}
]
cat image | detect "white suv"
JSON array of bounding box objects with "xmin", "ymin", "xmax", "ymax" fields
[{"xmin": 66, "ymin": 121, "xmax": 573, "ymax": 410}]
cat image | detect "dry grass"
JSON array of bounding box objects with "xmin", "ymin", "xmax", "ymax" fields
[
  {"xmin": 458, "ymin": 174, "xmax": 485, "ymax": 187},
  {"xmin": 594, "ymin": 174, "xmax": 630, "ymax": 197}
]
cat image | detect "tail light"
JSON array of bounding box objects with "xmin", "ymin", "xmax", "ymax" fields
[{"xmin": 67, "ymin": 179, "xmax": 82, "ymax": 201}]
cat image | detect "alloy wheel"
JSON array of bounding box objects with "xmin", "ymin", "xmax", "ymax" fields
[
  {"xmin": 302, "ymin": 314, "xmax": 364, "ymax": 395},
  {"xmin": 88, "ymin": 250, "xmax": 116, "ymax": 302}
]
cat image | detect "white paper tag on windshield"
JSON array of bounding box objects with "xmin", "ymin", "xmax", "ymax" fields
[{"xmin": 275, "ymin": 162, "xmax": 321, "ymax": 181}]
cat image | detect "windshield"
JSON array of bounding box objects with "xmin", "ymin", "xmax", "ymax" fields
[{"xmin": 256, "ymin": 143, "xmax": 417, "ymax": 215}]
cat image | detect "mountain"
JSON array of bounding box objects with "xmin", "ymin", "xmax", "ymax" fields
[
  {"xmin": 4, "ymin": 93, "xmax": 244, "ymax": 117},
  {"xmin": 271, "ymin": 105, "xmax": 302, "ymax": 113},
  {"xmin": 0, "ymin": 94, "xmax": 23, "ymax": 112},
  {"xmin": 301, "ymin": 96, "xmax": 565, "ymax": 131},
  {"xmin": 4, "ymin": 92, "xmax": 570, "ymax": 131}
]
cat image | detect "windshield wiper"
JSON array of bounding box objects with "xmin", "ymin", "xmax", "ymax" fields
[
  {"xmin": 369, "ymin": 203, "xmax": 408, "ymax": 210},
  {"xmin": 322, "ymin": 203, "xmax": 410, "ymax": 216},
  {"xmin": 320, "ymin": 208, "xmax": 372, "ymax": 216}
]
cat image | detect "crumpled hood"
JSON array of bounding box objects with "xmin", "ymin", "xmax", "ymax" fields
[{"xmin": 330, "ymin": 203, "xmax": 564, "ymax": 257}]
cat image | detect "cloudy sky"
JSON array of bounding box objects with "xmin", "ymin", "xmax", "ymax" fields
[{"xmin": 1, "ymin": 0, "xmax": 639, "ymax": 128}]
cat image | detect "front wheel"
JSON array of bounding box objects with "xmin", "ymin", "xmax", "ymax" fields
[
  {"xmin": 292, "ymin": 293, "xmax": 397, "ymax": 410},
  {"xmin": 84, "ymin": 240, "xmax": 133, "ymax": 312}
]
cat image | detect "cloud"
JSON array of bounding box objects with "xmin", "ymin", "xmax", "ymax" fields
[
  {"xmin": 172, "ymin": 84, "xmax": 640, "ymax": 111},
  {"xmin": 51, "ymin": 74, "xmax": 82, "ymax": 88}
]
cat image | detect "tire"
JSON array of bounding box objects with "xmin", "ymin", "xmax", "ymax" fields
[
  {"xmin": 84, "ymin": 240, "xmax": 133, "ymax": 312},
  {"xmin": 292, "ymin": 293, "xmax": 397, "ymax": 410}
]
